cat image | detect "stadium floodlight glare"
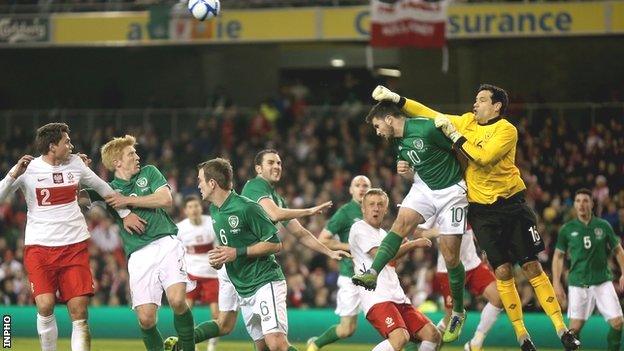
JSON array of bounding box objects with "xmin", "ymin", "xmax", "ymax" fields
[
  {"xmin": 330, "ymin": 58, "xmax": 345, "ymax": 67},
  {"xmin": 376, "ymin": 68, "xmax": 401, "ymax": 77}
]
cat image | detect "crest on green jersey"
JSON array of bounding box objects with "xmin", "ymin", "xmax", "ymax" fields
[
  {"xmin": 413, "ymin": 138, "xmax": 424, "ymax": 150},
  {"xmin": 136, "ymin": 177, "xmax": 148, "ymax": 187},
  {"xmin": 228, "ymin": 215, "xmax": 239, "ymax": 228},
  {"xmin": 594, "ymin": 228, "xmax": 603, "ymax": 238}
]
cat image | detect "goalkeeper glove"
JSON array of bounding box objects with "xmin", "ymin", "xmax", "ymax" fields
[
  {"xmin": 372, "ymin": 85, "xmax": 400, "ymax": 103},
  {"xmin": 434, "ymin": 116, "xmax": 462, "ymax": 143}
]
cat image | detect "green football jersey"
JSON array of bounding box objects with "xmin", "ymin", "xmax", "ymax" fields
[
  {"xmin": 210, "ymin": 191, "xmax": 285, "ymax": 298},
  {"xmin": 89, "ymin": 165, "xmax": 178, "ymax": 256},
  {"xmin": 556, "ymin": 216, "xmax": 620, "ymax": 286},
  {"xmin": 396, "ymin": 118, "xmax": 463, "ymax": 190},
  {"xmin": 325, "ymin": 200, "xmax": 362, "ymax": 277},
  {"xmin": 242, "ymin": 176, "xmax": 289, "ymax": 226}
]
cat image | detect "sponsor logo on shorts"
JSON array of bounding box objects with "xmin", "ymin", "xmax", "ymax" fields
[
  {"xmin": 136, "ymin": 177, "xmax": 148, "ymax": 188},
  {"xmin": 385, "ymin": 317, "xmax": 395, "ymax": 327},
  {"xmin": 262, "ymin": 316, "xmax": 271, "ymax": 322},
  {"xmin": 53, "ymin": 172, "xmax": 64, "ymax": 184}
]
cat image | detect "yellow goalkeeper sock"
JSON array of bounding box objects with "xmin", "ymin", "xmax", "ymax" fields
[
  {"xmin": 529, "ymin": 271, "xmax": 566, "ymax": 335},
  {"xmin": 497, "ymin": 278, "xmax": 529, "ymax": 341}
]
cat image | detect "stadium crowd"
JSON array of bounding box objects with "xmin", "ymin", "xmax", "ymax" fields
[{"xmin": 1, "ymin": 86, "xmax": 623, "ymax": 315}]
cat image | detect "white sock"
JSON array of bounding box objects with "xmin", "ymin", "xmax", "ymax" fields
[
  {"xmin": 419, "ymin": 340, "xmax": 438, "ymax": 351},
  {"xmin": 472, "ymin": 303, "xmax": 502, "ymax": 348},
  {"xmin": 71, "ymin": 319, "xmax": 91, "ymax": 351},
  {"xmin": 372, "ymin": 339, "xmax": 395, "ymax": 351},
  {"xmin": 37, "ymin": 313, "xmax": 58, "ymax": 351},
  {"xmin": 207, "ymin": 337, "xmax": 218, "ymax": 351},
  {"xmin": 436, "ymin": 318, "xmax": 446, "ymax": 334}
]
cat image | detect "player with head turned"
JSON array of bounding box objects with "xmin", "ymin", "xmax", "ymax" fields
[
  {"xmin": 552, "ymin": 188, "xmax": 624, "ymax": 350},
  {"xmin": 0, "ymin": 123, "xmax": 145, "ymax": 351},
  {"xmin": 168, "ymin": 150, "xmax": 349, "ymax": 350},
  {"xmin": 85, "ymin": 135, "xmax": 196, "ymax": 351},
  {"xmin": 351, "ymin": 101, "xmax": 469, "ymax": 343},
  {"xmin": 371, "ymin": 84, "xmax": 581, "ymax": 350},
  {"xmin": 176, "ymin": 194, "xmax": 220, "ymax": 351},
  {"xmin": 349, "ymin": 188, "xmax": 438, "ymax": 351},
  {"xmin": 196, "ymin": 157, "xmax": 297, "ymax": 351},
  {"xmin": 306, "ymin": 175, "xmax": 371, "ymax": 351}
]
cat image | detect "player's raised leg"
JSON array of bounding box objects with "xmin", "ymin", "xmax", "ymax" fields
[
  {"xmin": 136, "ymin": 304, "xmax": 164, "ymax": 351},
  {"xmin": 352, "ymin": 206, "xmax": 424, "ymax": 290}
]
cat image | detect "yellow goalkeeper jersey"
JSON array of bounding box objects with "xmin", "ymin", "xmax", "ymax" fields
[{"xmin": 401, "ymin": 98, "xmax": 525, "ymax": 205}]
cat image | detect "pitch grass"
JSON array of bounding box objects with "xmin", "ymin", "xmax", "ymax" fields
[{"xmin": 11, "ymin": 338, "xmax": 602, "ymax": 351}]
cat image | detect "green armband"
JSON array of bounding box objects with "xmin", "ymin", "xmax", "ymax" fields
[{"xmin": 236, "ymin": 246, "xmax": 247, "ymax": 258}]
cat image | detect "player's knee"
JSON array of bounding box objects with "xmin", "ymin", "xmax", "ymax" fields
[
  {"xmin": 388, "ymin": 328, "xmax": 410, "ymax": 349},
  {"xmin": 611, "ymin": 317, "xmax": 624, "ymax": 330},
  {"xmin": 168, "ymin": 298, "xmax": 189, "ymax": 314},
  {"xmin": 264, "ymin": 333, "xmax": 289, "ymax": 351},
  {"xmin": 520, "ymin": 260, "xmax": 543, "ymax": 278},
  {"xmin": 494, "ymin": 264, "xmax": 513, "ymax": 280},
  {"xmin": 337, "ymin": 322, "xmax": 356, "ymax": 338},
  {"xmin": 391, "ymin": 215, "xmax": 416, "ymax": 237},
  {"xmin": 217, "ymin": 314, "xmax": 235, "ymax": 335},
  {"xmin": 137, "ymin": 313, "xmax": 157, "ymax": 329}
]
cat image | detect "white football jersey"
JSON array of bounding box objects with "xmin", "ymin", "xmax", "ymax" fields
[
  {"xmin": 436, "ymin": 228, "xmax": 482, "ymax": 273},
  {"xmin": 349, "ymin": 220, "xmax": 410, "ymax": 314},
  {"xmin": 0, "ymin": 155, "xmax": 129, "ymax": 246},
  {"xmin": 177, "ymin": 215, "xmax": 218, "ymax": 278}
]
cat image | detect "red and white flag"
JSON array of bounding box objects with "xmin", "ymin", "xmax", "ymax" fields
[{"xmin": 370, "ymin": 0, "xmax": 448, "ymax": 48}]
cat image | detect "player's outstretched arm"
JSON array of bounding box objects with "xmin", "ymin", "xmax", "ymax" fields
[
  {"xmin": 105, "ymin": 186, "xmax": 173, "ymax": 210},
  {"xmin": 372, "ymin": 85, "xmax": 456, "ymax": 119},
  {"xmin": 613, "ymin": 245, "xmax": 624, "ymax": 290},
  {"xmin": 0, "ymin": 155, "xmax": 32, "ymax": 200},
  {"xmin": 286, "ymin": 220, "xmax": 350, "ymax": 260},
  {"xmin": 551, "ymin": 249, "xmax": 567, "ymax": 306},
  {"xmin": 318, "ymin": 229, "xmax": 350, "ymax": 252},
  {"xmin": 258, "ymin": 197, "xmax": 332, "ymax": 222}
]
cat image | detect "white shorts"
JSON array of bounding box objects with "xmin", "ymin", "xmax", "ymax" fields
[
  {"xmin": 401, "ymin": 176, "xmax": 468, "ymax": 235},
  {"xmin": 128, "ymin": 236, "xmax": 196, "ymax": 309},
  {"xmin": 568, "ymin": 281, "xmax": 623, "ymax": 321},
  {"xmin": 334, "ymin": 276, "xmax": 361, "ymax": 317},
  {"xmin": 217, "ymin": 267, "xmax": 240, "ymax": 312},
  {"xmin": 240, "ymin": 280, "xmax": 288, "ymax": 341}
]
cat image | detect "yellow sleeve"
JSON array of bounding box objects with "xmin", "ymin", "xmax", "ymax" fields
[
  {"xmin": 401, "ymin": 98, "xmax": 463, "ymax": 125},
  {"xmin": 456, "ymin": 123, "xmax": 517, "ymax": 166}
]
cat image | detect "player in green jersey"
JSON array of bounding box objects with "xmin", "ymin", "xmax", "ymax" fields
[
  {"xmin": 243, "ymin": 149, "xmax": 348, "ymax": 260},
  {"xmin": 306, "ymin": 175, "xmax": 371, "ymax": 351},
  {"xmin": 552, "ymin": 188, "xmax": 624, "ymax": 350},
  {"xmin": 93, "ymin": 135, "xmax": 196, "ymax": 351},
  {"xmin": 198, "ymin": 157, "xmax": 298, "ymax": 351},
  {"xmin": 352, "ymin": 101, "xmax": 468, "ymax": 342},
  {"xmin": 169, "ymin": 150, "xmax": 350, "ymax": 350}
]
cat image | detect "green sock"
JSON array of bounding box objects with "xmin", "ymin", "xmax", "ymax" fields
[
  {"xmin": 371, "ymin": 231, "xmax": 403, "ymax": 273},
  {"xmin": 448, "ymin": 262, "xmax": 466, "ymax": 314},
  {"xmin": 608, "ymin": 326, "xmax": 622, "ymax": 351},
  {"xmin": 174, "ymin": 309, "xmax": 195, "ymax": 351},
  {"xmin": 194, "ymin": 320, "xmax": 220, "ymax": 343},
  {"xmin": 403, "ymin": 342, "xmax": 419, "ymax": 351},
  {"xmin": 287, "ymin": 346, "xmax": 298, "ymax": 351},
  {"xmin": 314, "ymin": 325, "xmax": 340, "ymax": 348},
  {"xmin": 140, "ymin": 325, "xmax": 164, "ymax": 351}
]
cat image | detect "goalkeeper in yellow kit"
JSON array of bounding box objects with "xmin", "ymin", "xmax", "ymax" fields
[{"xmin": 371, "ymin": 85, "xmax": 581, "ymax": 351}]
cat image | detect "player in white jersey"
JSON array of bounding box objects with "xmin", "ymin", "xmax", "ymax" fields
[
  {"xmin": 0, "ymin": 123, "xmax": 145, "ymax": 351},
  {"xmin": 176, "ymin": 194, "xmax": 220, "ymax": 351},
  {"xmin": 420, "ymin": 224, "xmax": 503, "ymax": 351},
  {"xmin": 349, "ymin": 188, "xmax": 440, "ymax": 351}
]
